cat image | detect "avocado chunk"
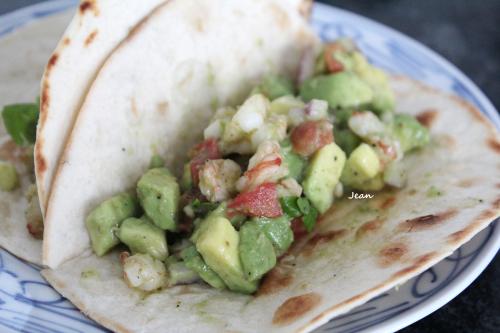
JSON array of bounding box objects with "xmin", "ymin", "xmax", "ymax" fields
[
  {"xmin": 253, "ymin": 216, "xmax": 293, "ymax": 256},
  {"xmin": 165, "ymin": 256, "xmax": 200, "ymax": 286},
  {"xmin": 0, "ymin": 162, "xmax": 19, "ymax": 191},
  {"xmin": 350, "ymin": 52, "xmax": 395, "ymax": 114},
  {"xmin": 391, "ymin": 114, "xmax": 430, "ymax": 152},
  {"xmin": 255, "ymin": 75, "xmax": 295, "ymax": 100},
  {"xmin": 116, "ymin": 216, "xmax": 168, "ymax": 261},
  {"xmin": 180, "ymin": 163, "xmax": 192, "ymax": 191},
  {"xmin": 239, "ymin": 221, "xmax": 276, "ymax": 281},
  {"xmin": 302, "ymin": 143, "xmax": 346, "ymax": 214},
  {"xmin": 334, "ymin": 127, "xmax": 361, "ymax": 156},
  {"xmin": 281, "ymin": 143, "xmax": 306, "ymax": 181},
  {"xmin": 300, "ymin": 72, "xmax": 373, "ymax": 109},
  {"xmin": 85, "ymin": 192, "xmax": 139, "ymax": 256},
  {"xmin": 181, "ymin": 245, "xmax": 226, "ymax": 289},
  {"xmin": 347, "ymin": 143, "xmax": 380, "ymax": 179},
  {"xmin": 195, "ymin": 215, "xmax": 257, "ymax": 294},
  {"xmin": 342, "ymin": 165, "xmax": 385, "ymax": 191},
  {"xmin": 149, "ymin": 155, "xmax": 165, "ymax": 169},
  {"xmin": 137, "ymin": 168, "xmax": 180, "ymax": 231},
  {"xmin": 269, "ymin": 95, "xmax": 305, "ymax": 116}
]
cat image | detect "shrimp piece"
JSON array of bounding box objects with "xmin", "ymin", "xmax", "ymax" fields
[
  {"xmin": 198, "ymin": 159, "xmax": 241, "ymax": 202},
  {"xmin": 122, "ymin": 253, "xmax": 167, "ymax": 291},
  {"xmin": 236, "ymin": 141, "xmax": 288, "ymax": 192}
]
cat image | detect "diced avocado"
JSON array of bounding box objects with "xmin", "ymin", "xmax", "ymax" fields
[
  {"xmin": 180, "ymin": 163, "xmax": 192, "ymax": 191},
  {"xmin": 190, "ymin": 203, "xmax": 227, "ymax": 243},
  {"xmin": 181, "ymin": 245, "xmax": 226, "ymax": 289},
  {"xmin": 0, "ymin": 162, "xmax": 19, "ymax": 191},
  {"xmin": 256, "ymin": 75, "xmax": 295, "ymax": 100},
  {"xmin": 348, "ymin": 143, "xmax": 380, "ymax": 179},
  {"xmin": 253, "ymin": 216, "xmax": 294, "ymax": 256},
  {"xmin": 149, "ymin": 155, "xmax": 165, "ymax": 169},
  {"xmin": 300, "ymin": 72, "xmax": 373, "ymax": 109},
  {"xmin": 350, "ymin": 53, "xmax": 395, "ymax": 114},
  {"xmin": 85, "ymin": 192, "xmax": 139, "ymax": 256},
  {"xmin": 391, "ymin": 114, "xmax": 430, "ymax": 152},
  {"xmin": 334, "ymin": 109, "xmax": 355, "ymax": 127},
  {"xmin": 239, "ymin": 221, "xmax": 276, "ymax": 281},
  {"xmin": 165, "ymin": 257, "xmax": 200, "ymax": 286},
  {"xmin": 137, "ymin": 168, "xmax": 180, "ymax": 231},
  {"xmin": 116, "ymin": 216, "xmax": 168, "ymax": 261},
  {"xmin": 281, "ymin": 146, "xmax": 306, "ymax": 181},
  {"xmin": 269, "ymin": 95, "xmax": 305, "ymax": 115},
  {"xmin": 341, "ymin": 164, "xmax": 385, "ymax": 191},
  {"xmin": 334, "ymin": 127, "xmax": 361, "ymax": 156},
  {"xmin": 195, "ymin": 216, "xmax": 257, "ymax": 294},
  {"xmin": 302, "ymin": 143, "xmax": 346, "ymax": 214}
]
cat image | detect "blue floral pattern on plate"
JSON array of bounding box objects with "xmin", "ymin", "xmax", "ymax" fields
[{"xmin": 0, "ymin": 1, "xmax": 498, "ymax": 332}]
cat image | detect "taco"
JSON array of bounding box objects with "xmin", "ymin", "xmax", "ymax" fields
[
  {"xmin": 29, "ymin": 0, "xmax": 500, "ymax": 331},
  {"xmin": 0, "ymin": 0, "xmax": 168, "ymax": 264}
]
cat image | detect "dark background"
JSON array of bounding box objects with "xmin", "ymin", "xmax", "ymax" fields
[{"xmin": 1, "ymin": 1, "xmax": 499, "ymax": 332}]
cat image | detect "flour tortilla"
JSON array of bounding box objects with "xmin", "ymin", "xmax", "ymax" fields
[
  {"xmin": 35, "ymin": 0, "xmax": 167, "ymax": 215},
  {"xmin": 42, "ymin": 0, "xmax": 317, "ymax": 268},
  {"xmin": 42, "ymin": 76, "xmax": 500, "ymax": 332},
  {"xmin": 0, "ymin": 11, "xmax": 72, "ymax": 264}
]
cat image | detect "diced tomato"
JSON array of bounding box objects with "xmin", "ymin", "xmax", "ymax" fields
[
  {"xmin": 291, "ymin": 217, "xmax": 308, "ymax": 240},
  {"xmin": 228, "ymin": 183, "xmax": 283, "ymax": 218},
  {"xmin": 290, "ymin": 120, "xmax": 333, "ymax": 157},
  {"xmin": 324, "ymin": 43, "xmax": 346, "ymax": 73},
  {"xmin": 189, "ymin": 138, "xmax": 221, "ymax": 184}
]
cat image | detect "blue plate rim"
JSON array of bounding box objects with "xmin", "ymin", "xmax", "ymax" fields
[{"xmin": 0, "ymin": 1, "xmax": 498, "ymax": 333}]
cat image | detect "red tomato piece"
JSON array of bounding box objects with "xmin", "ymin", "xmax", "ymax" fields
[
  {"xmin": 228, "ymin": 183, "xmax": 283, "ymax": 218},
  {"xmin": 189, "ymin": 138, "xmax": 221, "ymax": 184},
  {"xmin": 290, "ymin": 120, "xmax": 333, "ymax": 157}
]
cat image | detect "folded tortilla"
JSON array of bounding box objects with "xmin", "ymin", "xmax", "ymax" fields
[
  {"xmin": 42, "ymin": 76, "xmax": 500, "ymax": 332},
  {"xmin": 0, "ymin": 0, "xmax": 167, "ymax": 264},
  {"xmin": 38, "ymin": 0, "xmax": 499, "ymax": 331},
  {"xmin": 0, "ymin": 11, "xmax": 72, "ymax": 264},
  {"xmin": 35, "ymin": 0, "xmax": 167, "ymax": 215},
  {"xmin": 42, "ymin": 0, "xmax": 317, "ymax": 268}
]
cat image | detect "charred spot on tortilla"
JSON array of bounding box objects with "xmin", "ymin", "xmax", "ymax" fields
[
  {"xmin": 272, "ymin": 292, "xmax": 321, "ymax": 325},
  {"xmin": 355, "ymin": 218, "xmax": 384, "ymax": 239},
  {"xmin": 413, "ymin": 252, "xmax": 438, "ymax": 267},
  {"xmin": 257, "ymin": 266, "xmax": 294, "ymax": 296},
  {"xmin": 39, "ymin": 79, "xmax": 50, "ymax": 125},
  {"xmin": 416, "ymin": 109, "xmax": 438, "ymax": 128},
  {"xmin": 487, "ymin": 137, "xmax": 500, "ymax": 154},
  {"xmin": 378, "ymin": 242, "xmax": 408, "ymax": 267},
  {"xmin": 79, "ymin": 0, "xmax": 99, "ymax": 16},
  {"xmin": 84, "ymin": 30, "xmax": 98, "ymax": 47},
  {"xmin": 63, "ymin": 37, "xmax": 71, "ymax": 46},
  {"xmin": 302, "ymin": 230, "xmax": 347, "ymax": 257},
  {"xmin": 380, "ymin": 196, "xmax": 396, "ymax": 210},
  {"xmin": 391, "ymin": 252, "xmax": 437, "ymax": 279},
  {"xmin": 399, "ymin": 210, "xmax": 458, "ymax": 232},
  {"xmin": 457, "ymin": 178, "xmax": 479, "ymax": 188},
  {"xmin": 407, "ymin": 188, "xmax": 417, "ymax": 196},
  {"xmin": 476, "ymin": 209, "xmax": 496, "ymax": 224},
  {"xmin": 492, "ymin": 197, "xmax": 500, "ymax": 209},
  {"xmin": 35, "ymin": 139, "xmax": 47, "ymax": 174}
]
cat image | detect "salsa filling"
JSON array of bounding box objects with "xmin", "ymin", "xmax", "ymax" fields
[{"xmin": 80, "ymin": 39, "xmax": 428, "ymax": 294}]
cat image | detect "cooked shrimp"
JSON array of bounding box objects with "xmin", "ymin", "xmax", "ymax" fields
[{"xmin": 198, "ymin": 159, "xmax": 242, "ymax": 202}]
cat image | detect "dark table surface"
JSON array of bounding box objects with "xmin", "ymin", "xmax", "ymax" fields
[{"xmin": 0, "ymin": 1, "xmax": 499, "ymax": 332}]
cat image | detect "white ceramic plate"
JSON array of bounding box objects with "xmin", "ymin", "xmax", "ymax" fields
[{"xmin": 0, "ymin": 1, "xmax": 498, "ymax": 332}]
